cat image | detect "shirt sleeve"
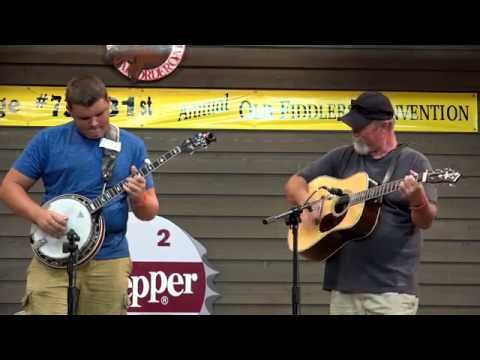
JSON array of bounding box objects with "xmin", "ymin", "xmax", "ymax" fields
[
  {"xmin": 411, "ymin": 152, "xmax": 439, "ymax": 204},
  {"xmin": 13, "ymin": 131, "xmax": 47, "ymax": 181},
  {"xmin": 297, "ymin": 146, "xmax": 347, "ymax": 182},
  {"xmin": 134, "ymin": 139, "xmax": 155, "ymax": 190}
]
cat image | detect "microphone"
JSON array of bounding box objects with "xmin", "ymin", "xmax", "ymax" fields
[
  {"xmin": 67, "ymin": 229, "xmax": 80, "ymax": 243},
  {"xmin": 63, "ymin": 229, "xmax": 81, "ymax": 254}
]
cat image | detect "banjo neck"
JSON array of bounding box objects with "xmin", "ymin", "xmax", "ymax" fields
[{"xmin": 86, "ymin": 145, "xmax": 183, "ymax": 214}]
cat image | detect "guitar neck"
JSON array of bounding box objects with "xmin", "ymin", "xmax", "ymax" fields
[
  {"xmin": 349, "ymin": 177, "xmax": 418, "ymax": 205},
  {"xmin": 88, "ymin": 146, "xmax": 183, "ymax": 213}
]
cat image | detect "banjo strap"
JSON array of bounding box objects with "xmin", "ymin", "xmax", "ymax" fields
[{"xmin": 100, "ymin": 124, "xmax": 121, "ymax": 192}]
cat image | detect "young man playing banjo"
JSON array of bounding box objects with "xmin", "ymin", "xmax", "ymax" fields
[
  {"xmin": 284, "ymin": 91, "xmax": 439, "ymax": 315},
  {"xmin": 0, "ymin": 75, "xmax": 160, "ymax": 314}
]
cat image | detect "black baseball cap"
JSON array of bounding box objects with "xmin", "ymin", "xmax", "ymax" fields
[{"xmin": 340, "ymin": 91, "xmax": 395, "ymax": 131}]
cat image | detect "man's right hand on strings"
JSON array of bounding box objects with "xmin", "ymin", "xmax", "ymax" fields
[{"xmin": 34, "ymin": 208, "xmax": 68, "ymax": 238}]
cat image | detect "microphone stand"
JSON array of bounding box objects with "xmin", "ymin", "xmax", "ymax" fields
[
  {"xmin": 63, "ymin": 229, "xmax": 80, "ymax": 315},
  {"xmin": 263, "ymin": 192, "xmax": 323, "ymax": 315}
]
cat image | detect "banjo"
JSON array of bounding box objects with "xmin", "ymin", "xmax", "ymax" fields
[{"xmin": 30, "ymin": 132, "xmax": 216, "ymax": 269}]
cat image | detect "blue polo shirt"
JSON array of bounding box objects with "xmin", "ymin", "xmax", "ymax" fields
[{"xmin": 14, "ymin": 121, "xmax": 154, "ymax": 260}]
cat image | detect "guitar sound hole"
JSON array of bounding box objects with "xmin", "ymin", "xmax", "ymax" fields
[{"xmin": 334, "ymin": 195, "xmax": 350, "ymax": 214}]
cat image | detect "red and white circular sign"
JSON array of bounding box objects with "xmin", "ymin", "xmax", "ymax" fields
[
  {"xmin": 106, "ymin": 45, "xmax": 186, "ymax": 82},
  {"xmin": 126, "ymin": 213, "xmax": 218, "ymax": 315}
]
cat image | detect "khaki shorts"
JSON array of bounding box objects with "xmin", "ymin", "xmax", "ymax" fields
[
  {"xmin": 21, "ymin": 256, "xmax": 132, "ymax": 315},
  {"xmin": 330, "ymin": 290, "xmax": 419, "ymax": 315}
]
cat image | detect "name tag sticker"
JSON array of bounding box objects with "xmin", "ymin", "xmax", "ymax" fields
[{"xmin": 99, "ymin": 138, "xmax": 122, "ymax": 152}]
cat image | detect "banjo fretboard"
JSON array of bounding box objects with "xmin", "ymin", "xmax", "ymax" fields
[{"xmin": 87, "ymin": 146, "xmax": 182, "ymax": 213}]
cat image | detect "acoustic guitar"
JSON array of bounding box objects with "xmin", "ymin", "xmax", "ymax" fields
[{"xmin": 287, "ymin": 168, "xmax": 461, "ymax": 262}]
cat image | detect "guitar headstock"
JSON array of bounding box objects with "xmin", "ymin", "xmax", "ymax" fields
[
  {"xmin": 180, "ymin": 132, "xmax": 216, "ymax": 154},
  {"xmin": 423, "ymin": 168, "xmax": 462, "ymax": 185}
]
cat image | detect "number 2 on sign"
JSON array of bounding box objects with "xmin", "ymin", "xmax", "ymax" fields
[{"xmin": 157, "ymin": 229, "xmax": 171, "ymax": 247}]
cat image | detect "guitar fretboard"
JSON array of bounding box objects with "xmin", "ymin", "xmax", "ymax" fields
[
  {"xmin": 349, "ymin": 178, "xmax": 405, "ymax": 205},
  {"xmin": 87, "ymin": 146, "xmax": 182, "ymax": 213}
]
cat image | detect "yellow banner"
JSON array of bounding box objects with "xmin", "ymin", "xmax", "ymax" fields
[{"xmin": 0, "ymin": 86, "xmax": 477, "ymax": 132}]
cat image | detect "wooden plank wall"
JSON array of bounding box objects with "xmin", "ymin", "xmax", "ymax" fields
[{"xmin": 0, "ymin": 45, "xmax": 479, "ymax": 315}]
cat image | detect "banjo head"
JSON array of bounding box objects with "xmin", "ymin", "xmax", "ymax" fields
[{"xmin": 30, "ymin": 195, "xmax": 101, "ymax": 268}]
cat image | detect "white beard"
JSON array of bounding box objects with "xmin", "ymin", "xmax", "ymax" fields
[{"xmin": 353, "ymin": 137, "xmax": 370, "ymax": 155}]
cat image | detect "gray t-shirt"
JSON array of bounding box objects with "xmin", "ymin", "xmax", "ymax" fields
[{"xmin": 298, "ymin": 145, "xmax": 438, "ymax": 295}]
